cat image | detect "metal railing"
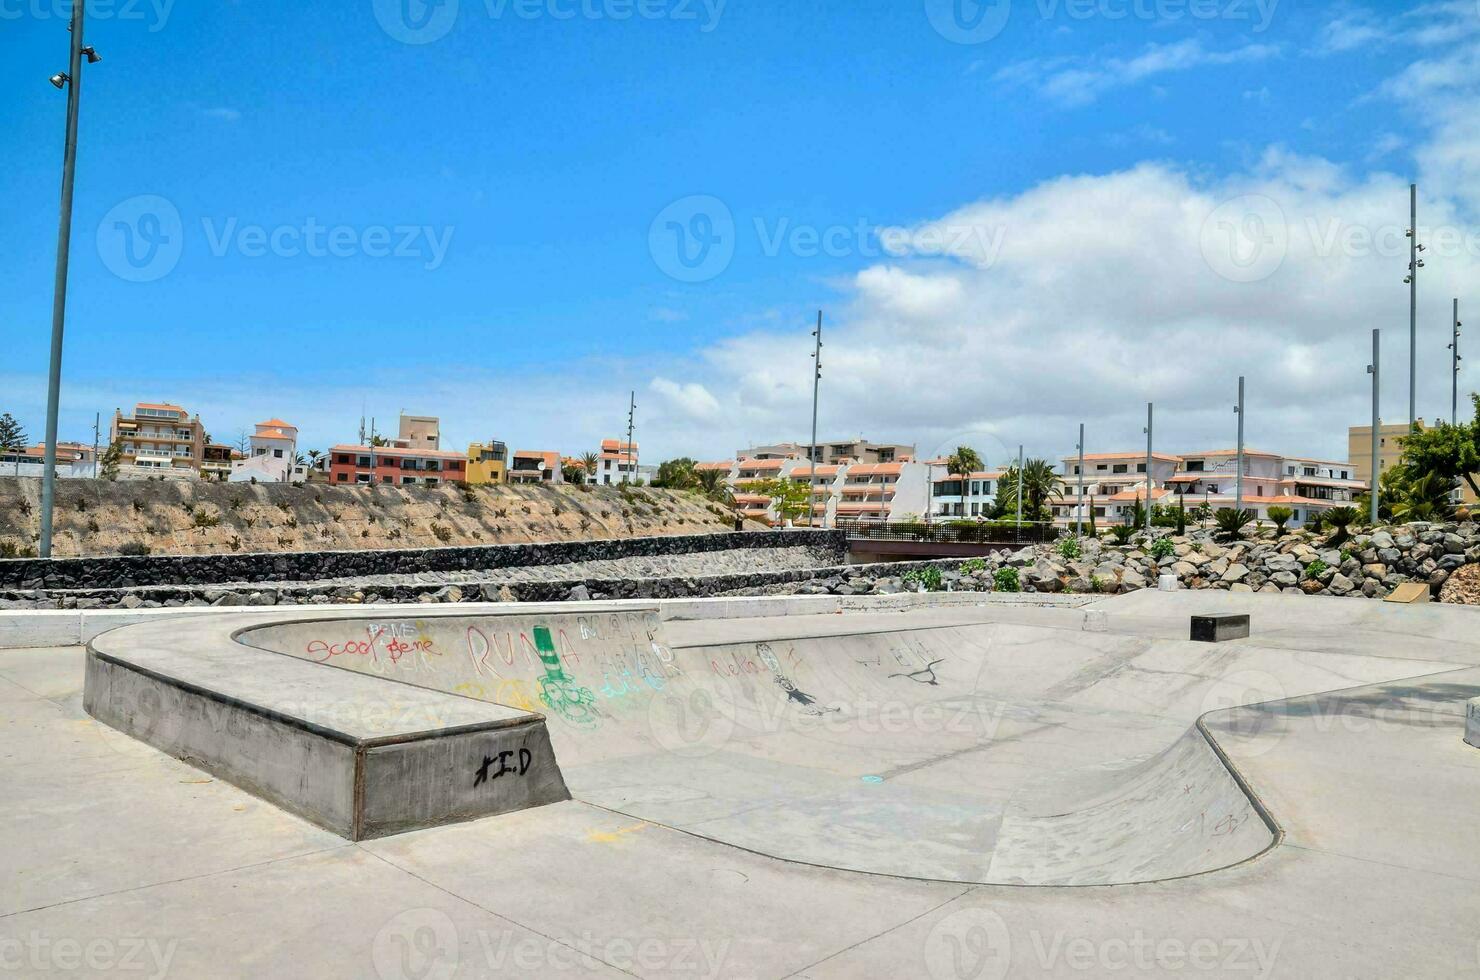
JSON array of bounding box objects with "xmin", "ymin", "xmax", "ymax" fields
[{"xmin": 836, "ymin": 519, "xmax": 1059, "ymax": 545}]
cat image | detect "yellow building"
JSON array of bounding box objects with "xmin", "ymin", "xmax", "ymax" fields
[
  {"xmin": 465, "ymin": 441, "xmax": 508, "ymax": 485},
  {"xmin": 1348, "ymin": 419, "xmax": 1479, "ymax": 505}
]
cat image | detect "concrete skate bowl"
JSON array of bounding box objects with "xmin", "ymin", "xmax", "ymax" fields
[{"xmin": 236, "ymin": 602, "xmax": 1466, "ymax": 886}]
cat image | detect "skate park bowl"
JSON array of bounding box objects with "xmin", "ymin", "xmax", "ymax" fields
[{"xmin": 83, "ymin": 591, "xmax": 1480, "ymax": 886}]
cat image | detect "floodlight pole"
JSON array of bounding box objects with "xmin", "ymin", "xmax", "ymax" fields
[
  {"xmin": 625, "ymin": 391, "xmax": 636, "ymax": 485},
  {"xmin": 1076, "ymin": 424, "xmax": 1085, "ymax": 543},
  {"xmin": 1409, "ymin": 183, "xmax": 1418, "ymax": 427},
  {"xmin": 1015, "ymin": 444, "xmax": 1023, "ymax": 527},
  {"xmin": 1234, "ymin": 377, "xmax": 1245, "ymax": 514},
  {"xmin": 808, "ymin": 310, "xmax": 822, "ymax": 527},
  {"xmin": 1367, "ymin": 329, "xmax": 1381, "ymax": 526},
  {"xmin": 40, "ymin": 0, "xmax": 88, "ymax": 558},
  {"xmin": 1451, "ymin": 298, "xmax": 1461, "ymax": 426},
  {"xmin": 1143, "ymin": 402, "xmax": 1153, "ymax": 534}
]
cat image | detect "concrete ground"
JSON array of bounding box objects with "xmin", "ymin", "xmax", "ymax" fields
[{"xmin": 5, "ymin": 593, "xmax": 1480, "ymax": 977}]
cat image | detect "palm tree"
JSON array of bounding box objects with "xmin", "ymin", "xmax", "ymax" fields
[
  {"xmin": 306, "ymin": 449, "xmax": 323, "ymax": 471},
  {"xmin": 581, "ymin": 451, "xmax": 600, "ymax": 485},
  {"xmin": 997, "ymin": 458, "xmax": 1063, "ymax": 522},
  {"xmin": 1390, "ymin": 471, "xmax": 1456, "ymax": 523},
  {"xmin": 694, "ymin": 467, "xmax": 734, "ymax": 506},
  {"xmin": 944, "ymin": 446, "xmax": 983, "ymax": 519}
]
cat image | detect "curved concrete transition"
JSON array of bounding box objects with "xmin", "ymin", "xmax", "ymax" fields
[{"xmin": 86, "ymin": 592, "xmax": 1477, "ymax": 885}]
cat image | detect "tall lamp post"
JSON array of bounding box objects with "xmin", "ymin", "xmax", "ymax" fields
[
  {"xmin": 40, "ymin": 2, "xmax": 101, "ymax": 558},
  {"xmin": 1405, "ymin": 183, "xmax": 1425, "ymax": 427},
  {"xmin": 1075, "ymin": 424, "xmax": 1085, "ymax": 543},
  {"xmin": 807, "ymin": 311, "xmax": 822, "ymax": 527},
  {"xmin": 1367, "ymin": 329, "xmax": 1381, "ymax": 527},
  {"xmin": 1234, "ymin": 377, "xmax": 1245, "ymax": 515},
  {"xmin": 1015, "ymin": 444, "xmax": 1023, "ymax": 528},
  {"xmin": 624, "ymin": 391, "xmax": 636, "ymax": 485},
  {"xmin": 1449, "ymin": 299, "xmax": 1462, "ymax": 426},
  {"xmin": 1143, "ymin": 403, "xmax": 1154, "ymax": 534}
]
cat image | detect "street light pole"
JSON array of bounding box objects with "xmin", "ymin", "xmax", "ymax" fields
[
  {"xmin": 1076, "ymin": 424, "xmax": 1085, "ymax": 543},
  {"xmin": 1234, "ymin": 377, "xmax": 1245, "ymax": 514},
  {"xmin": 40, "ymin": 0, "xmax": 94, "ymax": 558},
  {"xmin": 1015, "ymin": 444, "xmax": 1023, "ymax": 527},
  {"xmin": 1143, "ymin": 402, "xmax": 1154, "ymax": 534},
  {"xmin": 624, "ymin": 391, "xmax": 636, "ymax": 485},
  {"xmin": 1367, "ymin": 329, "xmax": 1381, "ymax": 526},
  {"xmin": 1407, "ymin": 183, "xmax": 1423, "ymax": 428},
  {"xmin": 808, "ymin": 311, "xmax": 822, "ymax": 527},
  {"xmin": 1450, "ymin": 298, "xmax": 1462, "ymax": 426}
]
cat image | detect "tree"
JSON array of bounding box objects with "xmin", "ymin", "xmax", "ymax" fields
[
  {"xmin": 654, "ymin": 457, "xmax": 698, "ymax": 490},
  {"xmin": 0, "ymin": 413, "xmax": 26, "ymax": 452},
  {"xmin": 1087, "ymin": 495, "xmax": 1097, "ymax": 536},
  {"xmin": 1214, "ymin": 507, "xmax": 1256, "ymax": 541},
  {"xmin": 1176, "ymin": 495, "xmax": 1187, "ymax": 535},
  {"xmin": 694, "ymin": 468, "xmax": 735, "ymax": 507},
  {"xmin": 306, "ymin": 449, "xmax": 323, "ymax": 471},
  {"xmin": 581, "ymin": 451, "xmax": 600, "ymax": 485},
  {"xmin": 750, "ymin": 477, "xmax": 810, "ymax": 525},
  {"xmin": 1399, "ymin": 399, "xmax": 1480, "ymax": 497},
  {"xmin": 1322, "ymin": 506, "xmax": 1361, "ymax": 546},
  {"xmin": 945, "ymin": 446, "xmax": 983, "ymax": 516},
  {"xmin": 1389, "ymin": 470, "xmax": 1456, "ymax": 523},
  {"xmin": 1267, "ymin": 505, "xmax": 1293, "ymax": 535},
  {"xmin": 995, "ymin": 459, "xmax": 1063, "ymax": 523},
  {"xmin": 99, "ymin": 440, "xmax": 123, "ymax": 481}
]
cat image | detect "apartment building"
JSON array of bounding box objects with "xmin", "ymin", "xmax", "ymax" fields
[
  {"xmin": 230, "ymin": 419, "xmax": 298, "ymax": 483},
  {"xmin": 737, "ymin": 439, "xmax": 915, "ymax": 465},
  {"xmin": 466, "ymin": 441, "xmax": 509, "ymax": 485},
  {"xmin": 1346, "ymin": 418, "xmax": 1475, "ymax": 504},
  {"xmin": 711, "ymin": 454, "xmax": 939, "ymax": 525},
  {"xmin": 110, "ymin": 403, "xmax": 216, "ymax": 475},
  {"xmin": 328, "ymin": 444, "xmax": 467, "ymax": 486},
  {"xmin": 0, "ymin": 443, "xmax": 97, "ymax": 479},
  {"xmin": 508, "ymin": 450, "xmax": 561, "ymax": 484},
  {"xmin": 397, "ymin": 414, "xmax": 441, "ymax": 450},
  {"xmin": 931, "ymin": 470, "xmax": 1005, "ymax": 518},
  {"xmin": 1055, "ymin": 449, "xmax": 1368, "ymax": 528},
  {"xmin": 595, "ymin": 439, "xmax": 639, "ymax": 485}
]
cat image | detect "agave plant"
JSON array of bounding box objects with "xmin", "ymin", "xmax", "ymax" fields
[{"xmin": 1213, "ymin": 507, "xmax": 1256, "ymax": 541}]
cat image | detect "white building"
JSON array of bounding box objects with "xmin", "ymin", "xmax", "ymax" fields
[
  {"xmin": 931, "ymin": 470, "xmax": 1005, "ymax": 519},
  {"xmin": 230, "ymin": 419, "xmax": 299, "ymax": 484},
  {"xmin": 593, "ymin": 439, "xmax": 639, "ymax": 485},
  {"xmin": 700, "ymin": 455, "xmax": 940, "ymax": 525}
]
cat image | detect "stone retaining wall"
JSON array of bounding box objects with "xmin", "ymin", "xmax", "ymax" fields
[{"xmin": 0, "ymin": 529, "xmax": 845, "ymax": 591}]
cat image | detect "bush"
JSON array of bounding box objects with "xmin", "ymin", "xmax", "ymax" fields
[
  {"xmin": 1149, "ymin": 537, "xmax": 1175, "ymax": 561},
  {"xmin": 993, "ymin": 567, "xmax": 1021, "ymax": 593},
  {"xmin": 1057, "ymin": 536, "xmax": 1081, "ymax": 560},
  {"xmin": 1108, "ymin": 525, "xmax": 1135, "ymax": 545},
  {"xmin": 1214, "ymin": 507, "xmax": 1256, "ymax": 541},
  {"xmin": 0, "ymin": 541, "xmax": 38, "ymax": 559},
  {"xmin": 959, "ymin": 558, "xmax": 987, "ymax": 575},
  {"xmin": 1267, "ymin": 505, "xmax": 1293, "ymax": 535},
  {"xmin": 117, "ymin": 542, "xmax": 152, "ymax": 557},
  {"xmin": 1304, "ymin": 558, "xmax": 1329, "ymax": 581},
  {"xmin": 430, "ymin": 523, "xmax": 453, "ymax": 543},
  {"xmin": 1322, "ymin": 506, "xmax": 1360, "ymax": 546},
  {"xmin": 902, "ymin": 566, "xmax": 944, "ymax": 592}
]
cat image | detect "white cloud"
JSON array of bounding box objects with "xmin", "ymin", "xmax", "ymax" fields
[
  {"xmin": 1000, "ymin": 40, "xmax": 1280, "ymax": 108},
  {"xmin": 650, "ymin": 378, "xmax": 722, "ymax": 421}
]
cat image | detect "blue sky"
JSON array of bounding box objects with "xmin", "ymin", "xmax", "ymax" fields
[{"xmin": 3, "ymin": 1, "xmax": 1476, "ymax": 464}]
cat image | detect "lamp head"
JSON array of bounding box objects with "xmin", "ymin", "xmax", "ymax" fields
[{"xmin": 49, "ymin": 72, "xmax": 69, "ymax": 89}]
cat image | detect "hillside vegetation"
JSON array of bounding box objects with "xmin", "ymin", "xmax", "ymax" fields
[{"xmin": 0, "ymin": 478, "xmax": 748, "ymax": 558}]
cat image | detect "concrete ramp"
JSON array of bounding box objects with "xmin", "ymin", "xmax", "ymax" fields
[{"xmin": 239, "ymin": 607, "xmax": 1460, "ymax": 884}]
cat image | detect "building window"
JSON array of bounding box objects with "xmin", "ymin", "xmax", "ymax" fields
[
  {"xmin": 1113, "ymin": 464, "xmax": 1128, "ymax": 474},
  {"xmin": 273, "ymin": 449, "xmax": 284, "ymax": 458},
  {"xmin": 336, "ymin": 472, "xmax": 348, "ymax": 482},
  {"xmin": 1137, "ymin": 463, "xmax": 1146, "ymax": 473}
]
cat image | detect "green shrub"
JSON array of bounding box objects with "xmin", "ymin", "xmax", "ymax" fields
[
  {"xmin": 1305, "ymin": 558, "xmax": 1329, "ymax": 580},
  {"xmin": 993, "ymin": 567, "xmax": 1020, "ymax": 593},
  {"xmin": 117, "ymin": 542, "xmax": 152, "ymax": 557},
  {"xmin": 1149, "ymin": 537, "xmax": 1175, "ymax": 561},
  {"xmin": 902, "ymin": 566, "xmax": 944, "ymax": 592},
  {"xmin": 1109, "ymin": 525, "xmax": 1135, "ymax": 545},
  {"xmin": 1267, "ymin": 505, "xmax": 1293, "ymax": 535},
  {"xmin": 959, "ymin": 558, "xmax": 987, "ymax": 575},
  {"xmin": 1057, "ymin": 536, "xmax": 1081, "ymax": 560},
  {"xmin": 1214, "ymin": 507, "xmax": 1256, "ymax": 541}
]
